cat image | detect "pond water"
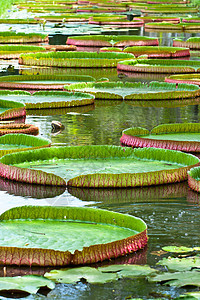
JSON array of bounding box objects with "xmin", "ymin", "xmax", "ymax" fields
[{"xmin": 0, "ymin": 9, "xmax": 200, "ymax": 300}]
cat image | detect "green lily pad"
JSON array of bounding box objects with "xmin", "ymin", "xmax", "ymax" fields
[
  {"xmin": 162, "ymin": 246, "xmax": 200, "ymax": 253},
  {"xmin": 176, "ymin": 292, "xmax": 200, "ymax": 300},
  {"xmin": 0, "ymin": 146, "xmax": 198, "ymax": 187},
  {"xmin": 0, "ymin": 45, "xmax": 46, "ymax": 59},
  {"xmin": 44, "ymin": 264, "xmax": 156, "ymax": 284},
  {"xmin": 0, "ymin": 206, "xmax": 147, "ymax": 266},
  {"xmin": 157, "ymin": 256, "xmax": 200, "ymax": 271},
  {"xmin": 121, "ymin": 123, "xmax": 200, "ymax": 152},
  {"xmin": 173, "ymin": 37, "xmax": 200, "ymax": 50},
  {"xmin": 0, "ymin": 133, "xmax": 50, "ymax": 158},
  {"xmin": 117, "ymin": 58, "xmax": 200, "ymax": 74},
  {"xmin": 148, "ymin": 270, "xmax": 200, "ymax": 287},
  {"xmin": 0, "ymin": 98, "xmax": 25, "ymax": 120},
  {"xmin": 0, "ymin": 90, "xmax": 94, "ymax": 109},
  {"xmin": 45, "ymin": 267, "xmax": 118, "ymax": 284},
  {"xmin": 0, "ymin": 275, "xmax": 55, "ymax": 294},
  {"xmin": 65, "ymin": 82, "xmax": 200, "ymax": 100},
  {"xmin": 0, "ymin": 75, "xmax": 96, "ymax": 90},
  {"xmin": 165, "ymin": 74, "xmax": 200, "ymax": 86},
  {"xmin": 19, "ymin": 51, "xmax": 134, "ymax": 68}
]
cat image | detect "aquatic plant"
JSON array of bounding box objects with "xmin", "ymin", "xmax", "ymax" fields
[
  {"xmin": 0, "ymin": 123, "xmax": 39, "ymax": 136},
  {"xmin": 0, "ymin": 134, "xmax": 51, "ymax": 157},
  {"xmin": 117, "ymin": 58, "xmax": 200, "ymax": 73},
  {"xmin": 188, "ymin": 166, "xmax": 200, "ymax": 192},
  {"xmin": 145, "ymin": 22, "xmax": 200, "ymax": 30},
  {"xmin": 0, "ymin": 206, "xmax": 148, "ymax": 266},
  {"xmin": 0, "ymin": 45, "xmax": 46, "ymax": 59},
  {"xmin": 165, "ymin": 74, "xmax": 200, "ymax": 85},
  {"xmin": 123, "ymin": 46, "xmax": 190, "ymax": 58},
  {"xmin": 173, "ymin": 37, "xmax": 200, "ymax": 49},
  {"xmin": 0, "ymin": 145, "xmax": 198, "ymax": 187},
  {"xmin": 121, "ymin": 123, "xmax": 200, "ymax": 152},
  {"xmin": 0, "ymin": 99, "xmax": 25, "ymax": 120},
  {"xmin": 0, "ymin": 32, "xmax": 48, "ymax": 43},
  {"xmin": 19, "ymin": 51, "xmax": 135, "ymax": 68},
  {"xmin": 66, "ymin": 35, "xmax": 159, "ymax": 47},
  {"xmin": 65, "ymin": 81, "xmax": 200, "ymax": 100}
]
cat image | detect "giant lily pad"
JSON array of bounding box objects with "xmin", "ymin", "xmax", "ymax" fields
[
  {"xmin": 123, "ymin": 46, "xmax": 190, "ymax": 58},
  {"xmin": 148, "ymin": 270, "xmax": 200, "ymax": 287},
  {"xmin": 121, "ymin": 123, "xmax": 200, "ymax": 152},
  {"xmin": 0, "ymin": 90, "xmax": 94, "ymax": 109},
  {"xmin": 0, "ymin": 205, "xmax": 148, "ymax": 266},
  {"xmin": 0, "ymin": 75, "xmax": 96, "ymax": 90},
  {"xmin": 0, "ymin": 123, "xmax": 39, "ymax": 136},
  {"xmin": 44, "ymin": 264, "xmax": 156, "ymax": 284},
  {"xmin": 188, "ymin": 166, "xmax": 200, "ymax": 192},
  {"xmin": 0, "ymin": 133, "xmax": 50, "ymax": 158},
  {"xmin": 0, "ymin": 146, "xmax": 198, "ymax": 187},
  {"xmin": 65, "ymin": 82, "xmax": 200, "ymax": 100},
  {"xmin": 19, "ymin": 51, "xmax": 135, "ymax": 68},
  {"xmin": 0, "ymin": 45, "xmax": 47, "ymax": 59},
  {"xmin": 0, "ymin": 98, "xmax": 25, "ymax": 120},
  {"xmin": 145, "ymin": 22, "xmax": 200, "ymax": 31},
  {"xmin": 0, "ymin": 32, "xmax": 48, "ymax": 43},
  {"xmin": 142, "ymin": 6, "xmax": 198, "ymax": 14},
  {"xmin": 89, "ymin": 17, "xmax": 143, "ymax": 27},
  {"xmin": 133, "ymin": 16, "xmax": 180, "ymax": 23},
  {"xmin": 173, "ymin": 37, "xmax": 200, "ymax": 49},
  {"xmin": 66, "ymin": 35, "xmax": 158, "ymax": 47},
  {"xmin": 117, "ymin": 58, "xmax": 200, "ymax": 74},
  {"xmin": 165, "ymin": 74, "xmax": 200, "ymax": 85},
  {"xmin": 0, "ymin": 275, "xmax": 55, "ymax": 294}
]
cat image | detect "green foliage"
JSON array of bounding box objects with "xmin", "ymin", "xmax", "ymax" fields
[
  {"xmin": 122, "ymin": 127, "xmax": 149, "ymax": 136},
  {"xmin": 157, "ymin": 256, "xmax": 200, "ymax": 272},
  {"xmin": 152, "ymin": 123, "xmax": 200, "ymax": 134}
]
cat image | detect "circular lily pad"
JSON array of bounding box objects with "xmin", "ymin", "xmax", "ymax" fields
[
  {"xmin": 188, "ymin": 166, "xmax": 200, "ymax": 192},
  {"xmin": 67, "ymin": 35, "xmax": 158, "ymax": 47},
  {"xmin": 0, "ymin": 205, "xmax": 148, "ymax": 266},
  {"xmin": 117, "ymin": 58, "xmax": 200, "ymax": 74},
  {"xmin": 0, "ymin": 32, "xmax": 48, "ymax": 43},
  {"xmin": 19, "ymin": 51, "xmax": 135, "ymax": 68},
  {"xmin": 121, "ymin": 123, "xmax": 200, "ymax": 152},
  {"xmin": 0, "ymin": 90, "xmax": 95, "ymax": 109},
  {"xmin": 165, "ymin": 74, "xmax": 200, "ymax": 85},
  {"xmin": 123, "ymin": 46, "xmax": 190, "ymax": 58},
  {"xmin": 0, "ymin": 75, "xmax": 96, "ymax": 90},
  {"xmin": 0, "ymin": 133, "xmax": 50, "ymax": 157},
  {"xmin": 0, "ymin": 99, "xmax": 25, "ymax": 120},
  {"xmin": 145, "ymin": 22, "xmax": 200, "ymax": 31},
  {"xmin": 0, "ymin": 123, "xmax": 39, "ymax": 136},
  {"xmin": 0, "ymin": 145, "xmax": 198, "ymax": 187},
  {"xmin": 65, "ymin": 81, "xmax": 200, "ymax": 100},
  {"xmin": 133, "ymin": 16, "xmax": 180, "ymax": 23}
]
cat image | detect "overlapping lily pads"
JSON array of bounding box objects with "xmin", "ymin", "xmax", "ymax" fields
[
  {"xmin": 121, "ymin": 123, "xmax": 200, "ymax": 152},
  {"xmin": 0, "ymin": 133, "xmax": 50, "ymax": 157},
  {"xmin": 0, "ymin": 32, "xmax": 48, "ymax": 43},
  {"xmin": 117, "ymin": 58, "xmax": 200, "ymax": 74},
  {"xmin": 65, "ymin": 82, "xmax": 200, "ymax": 100},
  {"xmin": 0, "ymin": 75, "xmax": 97, "ymax": 90},
  {"xmin": 0, "ymin": 145, "xmax": 198, "ymax": 187},
  {"xmin": 19, "ymin": 51, "xmax": 134, "ymax": 68},
  {"xmin": 0, "ymin": 205, "xmax": 148, "ymax": 265},
  {"xmin": 0, "ymin": 90, "xmax": 95, "ymax": 109},
  {"xmin": 66, "ymin": 35, "xmax": 158, "ymax": 47}
]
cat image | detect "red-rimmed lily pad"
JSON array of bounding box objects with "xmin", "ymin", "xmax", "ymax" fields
[
  {"xmin": 142, "ymin": 6, "xmax": 198, "ymax": 14},
  {"xmin": 173, "ymin": 37, "xmax": 200, "ymax": 49},
  {"xmin": 123, "ymin": 46, "xmax": 190, "ymax": 58},
  {"xmin": 65, "ymin": 82, "xmax": 200, "ymax": 100},
  {"xmin": 0, "ymin": 133, "xmax": 50, "ymax": 158},
  {"xmin": 0, "ymin": 98, "xmax": 25, "ymax": 120},
  {"xmin": 165, "ymin": 74, "xmax": 200, "ymax": 85},
  {"xmin": 66, "ymin": 35, "xmax": 158, "ymax": 47},
  {"xmin": 0, "ymin": 32, "xmax": 48, "ymax": 43},
  {"xmin": 0, "ymin": 145, "xmax": 198, "ymax": 187},
  {"xmin": 0, "ymin": 123, "xmax": 39, "ymax": 136},
  {"xmin": 0, "ymin": 90, "xmax": 95, "ymax": 109},
  {"xmin": 120, "ymin": 123, "xmax": 200, "ymax": 152},
  {"xmin": 145, "ymin": 22, "xmax": 200, "ymax": 31},
  {"xmin": 19, "ymin": 51, "xmax": 134, "ymax": 68},
  {"xmin": 117, "ymin": 58, "xmax": 200, "ymax": 74},
  {"xmin": 0, "ymin": 75, "xmax": 97, "ymax": 90},
  {"xmin": 188, "ymin": 166, "xmax": 200, "ymax": 192},
  {"xmin": 133, "ymin": 16, "xmax": 180, "ymax": 23},
  {"xmin": 0, "ymin": 205, "xmax": 148, "ymax": 266}
]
